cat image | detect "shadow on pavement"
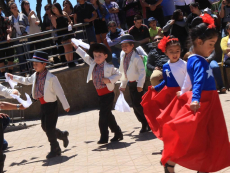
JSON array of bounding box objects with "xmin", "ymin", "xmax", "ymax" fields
[
  {"xmin": 124, "ymin": 130, "xmax": 156, "ymax": 141},
  {"xmin": 9, "ymin": 154, "xmax": 78, "ymax": 167},
  {"xmin": 92, "ymin": 142, "xmax": 135, "ymax": 151}
]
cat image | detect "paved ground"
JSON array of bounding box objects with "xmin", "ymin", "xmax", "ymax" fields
[{"xmin": 3, "ymin": 92, "xmax": 230, "ymax": 173}]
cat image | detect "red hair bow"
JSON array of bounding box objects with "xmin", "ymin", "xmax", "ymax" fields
[
  {"xmin": 158, "ymin": 36, "xmax": 179, "ymax": 53},
  {"xmin": 200, "ymin": 13, "xmax": 216, "ymax": 29}
]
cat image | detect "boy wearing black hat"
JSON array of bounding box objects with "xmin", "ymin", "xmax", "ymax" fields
[
  {"xmin": 118, "ymin": 34, "xmax": 150, "ymax": 133},
  {"xmin": 7, "ymin": 51, "xmax": 70, "ymax": 159},
  {"xmin": 71, "ymin": 41, "xmax": 123, "ymax": 144}
]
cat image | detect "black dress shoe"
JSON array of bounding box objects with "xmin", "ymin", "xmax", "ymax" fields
[
  {"xmin": 140, "ymin": 123, "xmax": 150, "ymax": 133},
  {"xmin": 62, "ymin": 131, "xmax": 69, "ymax": 148},
  {"xmin": 110, "ymin": 130, "xmax": 123, "ymax": 142},
  {"xmin": 46, "ymin": 147, "xmax": 61, "ymax": 159},
  {"xmin": 97, "ymin": 140, "xmax": 108, "ymax": 144},
  {"xmin": 0, "ymin": 154, "xmax": 6, "ymax": 173}
]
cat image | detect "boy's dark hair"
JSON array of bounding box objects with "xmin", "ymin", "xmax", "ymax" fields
[
  {"xmin": 134, "ymin": 15, "xmax": 142, "ymax": 21},
  {"xmin": 190, "ymin": 19, "xmax": 218, "ymax": 46},
  {"xmin": 172, "ymin": 9, "xmax": 182, "ymax": 21},
  {"xmin": 165, "ymin": 35, "xmax": 181, "ymax": 50},
  {"xmin": 108, "ymin": 21, "xmax": 116, "ymax": 27},
  {"xmin": 190, "ymin": 2, "xmax": 200, "ymax": 9},
  {"xmin": 92, "ymin": 44, "xmax": 108, "ymax": 55}
]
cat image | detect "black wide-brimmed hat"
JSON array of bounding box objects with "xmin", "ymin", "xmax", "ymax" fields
[
  {"xmin": 27, "ymin": 51, "xmax": 52, "ymax": 65},
  {"xmin": 88, "ymin": 43, "xmax": 112, "ymax": 63},
  {"xmin": 116, "ymin": 34, "xmax": 140, "ymax": 49}
]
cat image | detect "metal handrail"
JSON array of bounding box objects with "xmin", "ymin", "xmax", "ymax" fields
[
  {"xmin": 0, "ymin": 23, "xmax": 89, "ymax": 76},
  {"xmin": 0, "ymin": 23, "xmax": 89, "ymax": 45}
]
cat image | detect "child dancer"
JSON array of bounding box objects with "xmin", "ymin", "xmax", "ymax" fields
[
  {"xmin": 118, "ymin": 35, "xmax": 149, "ymax": 133},
  {"xmin": 141, "ymin": 36, "xmax": 189, "ymax": 140},
  {"xmin": 72, "ymin": 41, "xmax": 123, "ymax": 144},
  {"xmin": 7, "ymin": 51, "xmax": 70, "ymax": 159},
  {"xmin": 158, "ymin": 14, "xmax": 230, "ymax": 173}
]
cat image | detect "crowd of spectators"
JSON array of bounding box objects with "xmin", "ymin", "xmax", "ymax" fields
[{"xmin": 0, "ymin": 0, "xmax": 228, "ymax": 93}]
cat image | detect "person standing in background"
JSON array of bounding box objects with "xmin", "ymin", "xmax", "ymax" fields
[
  {"xmin": 174, "ymin": 0, "xmax": 194, "ymax": 16},
  {"xmin": 141, "ymin": 0, "xmax": 165, "ymax": 28},
  {"xmin": 21, "ymin": 0, "xmax": 41, "ymax": 59},
  {"xmin": 105, "ymin": 0, "xmax": 121, "ymax": 28}
]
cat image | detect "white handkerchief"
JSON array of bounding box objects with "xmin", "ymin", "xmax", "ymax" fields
[
  {"xmin": 5, "ymin": 73, "xmax": 18, "ymax": 89},
  {"xmin": 10, "ymin": 93, "xmax": 32, "ymax": 108},
  {"xmin": 71, "ymin": 38, "xmax": 90, "ymax": 50}
]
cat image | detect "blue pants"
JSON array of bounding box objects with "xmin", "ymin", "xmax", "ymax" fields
[
  {"xmin": 111, "ymin": 49, "xmax": 121, "ymax": 68},
  {"xmin": 210, "ymin": 60, "xmax": 224, "ymax": 89},
  {"xmin": 14, "ymin": 41, "xmax": 30, "ymax": 71}
]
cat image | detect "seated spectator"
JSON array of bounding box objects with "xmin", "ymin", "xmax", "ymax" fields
[
  {"xmin": 105, "ymin": 0, "xmax": 121, "ymax": 28},
  {"xmin": 21, "ymin": 0, "xmax": 41, "ymax": 59},
  {"xmin": 141, "ymin": 0, "xmax": 165, "ymax": 27},
  {"xmin": 74, "ymin": 0, "xmax": 97, "ymax": 44},
  {"xmin": 147, "ymin": 35, "xmax": 169, "ymax": 86},
  {"xmin": 163, "ymin": 9, "xmax": 188, "ymax": 56},
  {"xmin": 129, "ymin": 15, "xmax": 150, "ymax": 52},
  {"xmin": 219, "ymin": 0, "xmax": 230, "ymax": 38},
  {"xmin": 106, "ymin": 21, "xmax": 125, "ymax": 68},
  {"xmin": 148, "ymin": 17, "xmax": 163, "ymax": 42},
  {"xmin": 186, "ymin": 2, "xmax": 202, "ymax": 28},
  {"xmin": 221, "ymin": 23, "xmax": 230, "ymax": 66},
  {"xmin": 0, "ymin": 7, "xmax": 14, "ymax": 76},
  {"xmin": 122, "ymin": 0, "xmax": 141, "ymax": 28},
  {"xmin": 174, "ymin": 0, "xmax": 193, "ymax": 16},
  {"xmin": 8, "ymin": 2, "xmax": 30, "ymax": 73},
  {"xmin": 91, "ymin": 0, "xmax": 110, "ymax": 43}
]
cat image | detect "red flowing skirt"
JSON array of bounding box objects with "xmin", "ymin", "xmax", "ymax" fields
[
  {"xmin": 141, "ymin": 86, "xmax": 180, "ymax": 140},
  {"xmin": 158, "ymin": 91, "xmax": 230, "ymax": 172}
]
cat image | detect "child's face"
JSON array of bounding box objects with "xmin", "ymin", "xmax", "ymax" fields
[
  {"xmin": 165, "ymin": 45, "xmax": 181, "ymax": 63},
  {"xmin": 121, "ymin": 43, "xmax": 134, "ymax": 54},
  {"xmin": 93, "ymin": 52, "xmax": 108, "ymax": 64},
  {"xmin": 33, "ymin": 62, "xmax": 47, "ymax": 72},
  {"xmin": 195, "ymin": 37, "xmax": 218, "ymax": 57},
  {"xmin": 149, "ymin": 21, "xmax": 156, "ymax": 28}
]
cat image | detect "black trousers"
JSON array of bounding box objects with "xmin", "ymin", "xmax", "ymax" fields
[
  {"xmin": 40, "ymin": 101, "xmax": 64, "ymax": 149},
  {"xmin": 0, "ymin": 119, "xmax": 3, "ymax": 155},
  {"xmin": 129, "ymin": 82, "xmax": 147, "ymax": 125},
  {"xmin": 146, "ymin": 7, "xmax": 165, "ymax": 28},
  {"xmin": 99, "ymin": 92, "xmax": 120, "ymax": 140}
]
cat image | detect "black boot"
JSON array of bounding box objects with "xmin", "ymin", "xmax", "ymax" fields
[
  {"xmin": 46, "ymin": 146, "xmax": 61, "ymax": 159},
  {"xmin": 140, "ymin": 123, "xmax": 151, "ymax": 133},
  {"xmin": 110, "ymin": 128, "xmax": 123, "ymax": 142},
  {"xmin": 0, "ymin": 154, "xmax": 6, "ymax": 173},
  {"xmin": 56, "ymin": 130, "xmax": 69, "ymax": 148}
]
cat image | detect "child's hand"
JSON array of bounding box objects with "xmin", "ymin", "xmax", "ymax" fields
[
  {"xmin": 119, "ymin": 88, "xmax": 125, "ymax": 92},
  {"xmin": 71, "ymin": 41, "xmax": 78, "ymax": 50},
  {"xmin": 176, "ymin": 91, "xmax": 182, "ymax": 98},
  {"xmin": 102, "ymin": 78, "xmax": 111, "ymax": 84},
  {"xmin": 137, "ymin": 87, "xmax": 143, "ymax": 92},
  {"xmin": 151, "ymin": 86, "xmax": 155, "ymax": 90},
  {"xmin": 190, "ymin": 101, "xmax": 200, "ymax": 113},
  {"xmin": 7, "ymin": 73, "xmax": 13, "ymax": 80},
  {"xmin": 65, "ymin": 108, "xmax": 70, "ymax": 112},
  {"xmin": 12, "ymin": 89, "xmax": 20, "ymax": 96},
  {"xmin": 0, "ymin": 113, "xmax": 8, "ymax": 118}
]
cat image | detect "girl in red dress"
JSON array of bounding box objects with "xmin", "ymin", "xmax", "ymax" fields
[
  {"xmin": 158, "ymin": 14, "xmax": 230, "ymax": 173},
  {"xmin": 141, "ymin": 36, "xmax": 189, "ymax": 140}
]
